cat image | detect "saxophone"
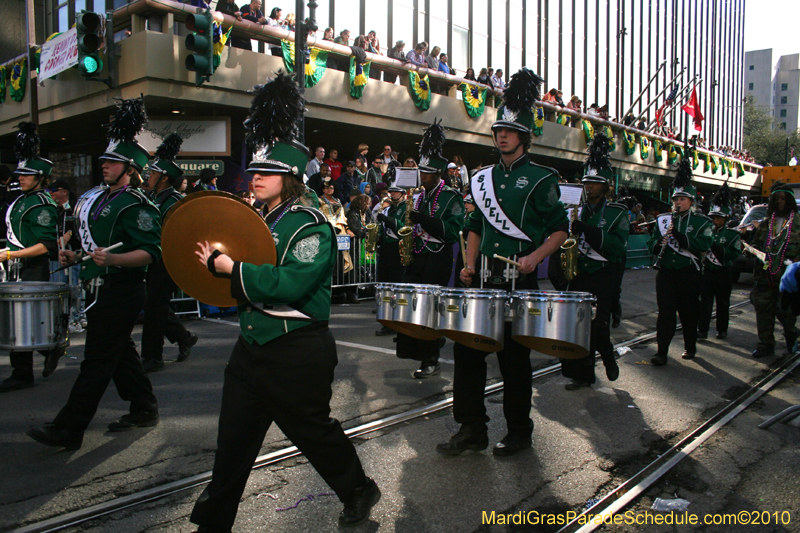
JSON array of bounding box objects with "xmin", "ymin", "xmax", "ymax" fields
[
  {"xmin": 397, "ymin": 191, "xmax": 415, "ymax": 266},
  {"xmin": 364, "ymin": 222, "xmax": 379, "ymax": 254},
  {"xmin": 560, "ymin": 204, "xmax": 580, "ymax": 282}
]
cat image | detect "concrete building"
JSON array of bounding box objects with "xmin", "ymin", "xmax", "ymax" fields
[{"xmin": 744, "ymin": 48, "xmax": 800, "ymax": 132}]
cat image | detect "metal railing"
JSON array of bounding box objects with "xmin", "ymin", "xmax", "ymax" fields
[{"xmin": 332, "ymin": 235, "xmax": 378, "ymax": 290}]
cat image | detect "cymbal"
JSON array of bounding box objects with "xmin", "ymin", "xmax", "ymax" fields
[{"xmin": 162, "ymin": 191, "xmax": 276, "ymax": 307}]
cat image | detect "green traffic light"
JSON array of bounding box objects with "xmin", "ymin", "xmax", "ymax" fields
[{"xmin": 83, "ymin": 56, "xmax": 98, "ymax": 74}]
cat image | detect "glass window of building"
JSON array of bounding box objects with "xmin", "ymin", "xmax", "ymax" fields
[
  {"xmin": 749, "ymin": 83, "xmax": 753, "ymax": 90},
  {"xmin": 781, "ymin": 96, "xmax": 788, "ymax": 104},
  {"xmin": 472, "ymin": 0, "xmax": 488, "ymax": 72},
  {"xmin": 781, "ymin": 83, "xmax": 788, "ymax": 91},
  {"xmin": 452, "ymin": 26, "xmax": 469, "ymax": 74},
  {"xmin": 364, "ymin": 0, "xmax": 387, "ymax": 49},
  {"xmin": 780, "ymin": 109, "xmax": 787, "ymax": 117},
  {"xmin": 491, "ymin": 0, "xmax": 507, "ymax": 72},
  {"xmin": 780, "ymin": 123, "xmax": 787, "ymax": 130},
  {"xmin": 334, "ymin": 0, "xmax": 360, "ymax": 40},
  {"xmin": 392, "ymin": 0, "xmax": 414, "ymax": 52},
  {"xmin": 749, "ymin": 65, "xmax": 753, "ymax": 70}
]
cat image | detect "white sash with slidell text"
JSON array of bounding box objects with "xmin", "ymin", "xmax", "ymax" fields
[
  {"xmin": 569, "ymin": 206, "xmax": 608, "ymax": 263},
  {"xmin": 471, "ymin": 167, "xmax": 532, "ymax": 242},
  {"xmin": 657, "ymin": 213, "xmax": 698, "ymax": 261},
  {"xmin": 4, "ymin": 196, "xmax": 24, "ymax": 248},
  {"xmin": 75, "ymin": 187, "xmax": 106, "ymax": 253}
]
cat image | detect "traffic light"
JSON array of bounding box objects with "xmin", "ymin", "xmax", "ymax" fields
[
  {"xmin": 76, "ymin": 10, "xmax": 103, "ymax": 78},
  {"xmin": 185, "ymin": 10, "xmax": 214, "ymax": 87}
]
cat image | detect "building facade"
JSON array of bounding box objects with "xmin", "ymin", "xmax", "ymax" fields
[{"xmin": 745, "ymin": 49, "xmax": 800, "ymax": 133}]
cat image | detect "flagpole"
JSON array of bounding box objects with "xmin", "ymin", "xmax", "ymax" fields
[
  {"xmin": 634, "ymin": 67, "xmax": 686, "ymax": 124},
  {"xmin": 646, "ymin": 77, "xmax": 701, "ymax": 131},
  {"xmin": 623, "ymin": 61, "xmax": 666, "ymax": 119}
]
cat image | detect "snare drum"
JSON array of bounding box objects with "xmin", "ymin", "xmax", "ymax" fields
[
  {"xmin": 510, "ymin": 290, "xmax": 595, "ymax": 359},
  {"xmin": 388, "ymin": 283, "xmax": 442, "ymax": 340},
  {"xmin": 0, "ymin": 282, "xmax": 71, "ymax": 351},
  {"xmin": 437, "ymin": 288, "xmax": 508, "ymax": 352},
  {"xmin": 375, "ymin": 283, "xmax": 400, "ymax": 331}
]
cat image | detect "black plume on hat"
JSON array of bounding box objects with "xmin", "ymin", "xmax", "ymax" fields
[
  {"xmin": 385, "ymin": 159, "xmax": 397, "ymax": 183},
  {"xmin": 107, "ymin": 94, "xmax": 148, "ymax": 144},
  {"xmin": 674, "ymin": 157, "xmax": 693, "ymax": 190},
  {"xmin": 710, "ymin": 182, "xmax": 732, "ymax": 209},
  {"xmin": 244, "ymin": 71, "xmax": 305, "ymax": 150},
  {"xmin": 419, "ymin": 118, "xmax": 446, "ymax": 162},
  {"xmin": 14, "ymin": 121, "xmax": 40, "ymax": 162},
  {"xmin": 155, "ymin": 133, "xmax": 183, "ymax": 162},
  {"xmin": 585, "ymin": 130, "xmax": 612, "ymax": 174},
  {"xmin": 501, "ymin": 68, "xmax": 543, "ymax": 114}
]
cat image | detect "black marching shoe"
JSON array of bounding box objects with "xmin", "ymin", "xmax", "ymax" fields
[
  {"xmin": 413, "ymin": 363, "xmax": 440, "ymax": 379},
  {"xmin": 191, "ymin": 526, "xmax": 231, "ymax": 533},
  {"xmin": 339, "ymin": 478, "xmax": 381, "ymax": 527},
  {"xmin": 786, "ymin": 335, "xmax": 799, "ymax": 354},
  {"xmin": 650, "ymin": 354, "xmax": 668, "ymax": 366},
  {"xmin": 436, "ymin": 428, "xmax": 489, "ymax": 455},
  {"xmin": 108, "ymin": 411, "xmax": 160, "ymax": 432},
  {"xmin": 493, "ymin": 433, "xmax": 533, "ymax": 456},
  {"xmin": 177, "ymin": 331, "xmax": 198, "ymax": 362},
  {"xmin": 0, "ymin": 377, "xmax": 34, "ymax": 393},
  {"xmin": 605, "ymin": 361, "xmax": 620, "ymax": 381},
  {"xmin": 565, "ymin": 379, "xmax": 591, "ymax": 390},
  {"xmin": 697, "ymin": 331, "xmax": 708, "ymax": 340},
  {"xmin": 681, "ymin": 350, "xmax": 696, "ymax": 360},
  {"xmin": 375, "ymin": 326, "xmax": 393, "ymax": 337},
  {"xmin": 752, "ymin": 346, "xmax": 775, "ymax": 359},
  {"xmin": 43, "ymin": 345, "xmax": 66, "ymax": 377},
  {"xmin": 27, "ymin": 423, "xmax": 83, "ymax": 450},
  {"xmin": 142, "ymin": 359, "xmax": 165, "ymax": 373},
  {"xmin": 611, "ymin": 315, "xmax": 621, "ymax": 328},
  {"xmin": 716, "ymin": 331, "xmax": 728, "ymax": 340}
]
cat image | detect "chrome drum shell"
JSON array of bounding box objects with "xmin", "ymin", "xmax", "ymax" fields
[
  {"xmin": 388, "ymin": 283, "xmax": 442, "ymax": 340},
  {"xmin": 437, "ymin": 288, "xmax": 508, "ymax": 352},
  {"xmin": 0, "ymin": 282, "xmax": 70, "ymax": 351}
]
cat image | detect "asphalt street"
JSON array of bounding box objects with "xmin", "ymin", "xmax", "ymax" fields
[{"xmin": 0, "ymin": 268, "xmax": 798, "ymax": 533}]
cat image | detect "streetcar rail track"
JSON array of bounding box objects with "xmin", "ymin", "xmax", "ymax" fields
[{"xmin": 10, "ymin": 301, "xmax": 762, "ymax": 533}]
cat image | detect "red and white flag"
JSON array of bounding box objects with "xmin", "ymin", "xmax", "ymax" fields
[{"xmin": 681, "ymin": 87, "xmax": 704, "ymax": 132}]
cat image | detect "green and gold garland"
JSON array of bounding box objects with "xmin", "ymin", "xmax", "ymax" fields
[
  {"xmin": 10, "ymin": 59, "xmax": 26, "ymax": 102},
  {"xmin": 556, "ymin": 112, "xmax": 570, "ymax": 126},
  {"xmin": 667, "ymin": 144, "xmax": 681, "ymax": 165},
  {"xmin": 737, "ymin": 160, "xmax": 745, "ymax": 177},
  {"xmin": 623, "ymin": 131, "xmax": 636, "ymax": 155},
  {"xmin": 349, "ymin": 56, "xmax": 371, "ymax": 99},
  {"xmin": 640, "ymin": 137, "xmax": 649, "ymax": 160},
  {"xmin": 459, "ymin": 82, "xmax": 486, "ymax": 118},
  {"xmin": 692, "ymin": 149, "xmax": 700, "ymax": 170},
  {"xmin": 710, "ymin": 154, "xmax": 719, "ymax": 174},
  {"xmin": 604, "ymin": 126, "xmax": 616, "ymax": 151},
  {"xmin": 0, "ymin": 66, "xmax": 6, "ymax": 104},
  {"xmin": 702, "ymin": 151, "xmax": 711, "ymax": 173},
  {"xmin": 581, "ymin": 119, "xmax": 594, "ymax": 142},
  {"xmin": 532, "ymin": 107, "xmax": 545, "ymax": 136},
  {"xmin": 408, "ymin": 71, "xmax": 431, "ymax": 111},
  {"xmin": 282, "ymin": 40, "xmax": 328, "ymax": 88},
  {"xmin": 653, "ymin": 140, "xmax": 663, "ymax": 162}
]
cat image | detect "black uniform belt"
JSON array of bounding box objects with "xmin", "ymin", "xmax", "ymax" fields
[{"xmin": 82, "ymin": 271, "xmax": 146, "ymax": 290}]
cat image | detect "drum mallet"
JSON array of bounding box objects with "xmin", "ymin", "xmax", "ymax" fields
[
  {"xmin": 492, "ymin": 253, "xmax": 522, "ymax": 268},
  {"xmin": 50, "ymin": 242, "xmax": 124, "ymax": 274},
  {"xmin": 459, "ymin": 231, "xmax": 469, "ymax": 268}
]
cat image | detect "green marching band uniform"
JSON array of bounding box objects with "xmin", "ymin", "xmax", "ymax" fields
[
  {"xmin": 394, "ymin": 119, "xmax": 465, "ymax": 378},
  {"xmin": 438, "ymin": 68, "xmax": 569, "ymax": 457},
  {"xmin": 0, "ymin": 122, "xmax": 60, "ymax": 392},
  {"xmin": 189, "ymin": 72, "xmax": 378, "ymax": 531},
  {"xmin": 698, "ymin": 183, "xmax": 741, "ymax": 340},
  {"xmin": 27, "ymin": 96, "xmax": 161, "ymax": 450},
  {"xmin": 560, "ymin": 131, "xmax": 629, "ymax": 389},
  {"xmin": 140, "ymin": 133, "xmax": 198, "ymax": 373},
  {"xmin": 747, "ymin": 182, "xmax": 800, "ymax": 358},
  {"xmin": 647, "ymin": 157, "xmax": 713, "ymax": 364}
]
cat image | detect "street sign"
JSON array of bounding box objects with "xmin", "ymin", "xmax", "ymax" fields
[
  {"xmin": 337, "ymin": 236, "xmax": 351, "ymax": 251},
  {"xmin": 39, "ymin": 29, "xmax": 78, "ymax": 80},
  {"xmin": 177, "ymin": 160, "xmax": 225, "ymax": 176}
]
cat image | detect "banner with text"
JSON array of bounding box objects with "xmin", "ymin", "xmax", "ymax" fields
[
  {"xmin": 39, "ymin": 29, "xmax": 78, "ymax": 80},
  {"xmin": 136, "ymin": 117, "xmax": 231, "ymax": 156}
]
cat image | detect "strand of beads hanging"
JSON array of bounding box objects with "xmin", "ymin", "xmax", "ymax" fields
[
  {"xmin": 765, "ymin": 212, "xmax": 792, "ymax": 275},
  {"xmin": 412, "ymin": 180, "xmax": 444, "ymax": 254},
  {"xmin": 269, "ymin": 196, "xmax": 297, "ymax": 232},
  {"xmin": 92, "ymin": 186, "xmax": 128, "ymax": 221}
]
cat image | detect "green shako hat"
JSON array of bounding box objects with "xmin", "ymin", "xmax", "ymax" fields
[
  {"xmin": 418, "ymin": 118, "xmax": 448, "ymax": 174},
  {"xmin": 671, "ymin": 156, "xmax": 697, "ymax": 201},
  {"xmin": 99, "ymin": 94, "xmax": 150, "ymax": 172},
  {"xmin": 492, "ymin": 68, "xmax": 544, "ymax": 135},
  {"xmin": 149, "ymin": 132, "xmax": 184, "ymax": 181},
  {"xmin": 14, "ymin": 121, "xmax": 53, "ymax": 177},
  {"xmin": 244, "ymin": 71, "xmax": 309, "ymax": 178},
  {"xmin": 582, "ymin": 130, "xmax": 614, "ymax": 184},
  {"xmin": 708, "ymin": 182, "xmax": 732, "ymax": 217}
]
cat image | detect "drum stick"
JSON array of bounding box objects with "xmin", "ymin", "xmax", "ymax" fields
[
  {"xmin": 493, "ymin": 253, "xmax": 522, "ymax": 268},
  {"xmin": 50, "ymin": 242, "xmax": 124, "ymax": 274},
  {"xmin": 459, "ymin": 231, "xmax": 469, "ymax": 268}
]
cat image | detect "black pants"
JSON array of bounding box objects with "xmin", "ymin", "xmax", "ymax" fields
[
  {"xmin": 698, "ymin": 266, "xmax": 733, "ymax": 334},
  {"xmin": 611, "ymin": 267, "xmax": 624, "ymax": 322},
  {"xmin": 656, "ymin": 265, "xmax": 702, "ymax": 357},
  {"xmin": 377, "ymin": 241, "xmax": 403, "ymax": 283},
  {"xmin": 141, "ymin": 260, "xmax": 190, "ymax": 362},
  {"xmin": 8, "ymin": 255, "xmax": 57, "ymax": 382},
  {"xmin": 396, "ymin": 247, "xmax": 454, "ymax": 364},
  {"xmin": 190, "ymin": 325, "xmax": 366, "ymax": 531},
  {"xmin": 561, "ymin": 263, "xmax": 622, "ymax": 384},
  {"xmin": 53, "ymin": 276, "xmax": 157, "ymax": 432}
]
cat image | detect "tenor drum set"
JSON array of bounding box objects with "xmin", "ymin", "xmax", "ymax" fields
[
  {"xmin": 0, "ymin": 282, "xmax": 71, "ymax": 352},
  {"xmin": 375, "ymin": 283, "xmax": 596, "ymax": 358}
]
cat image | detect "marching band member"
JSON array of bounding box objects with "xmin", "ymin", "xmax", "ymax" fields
[
  {"xmin": 189, "ymin": 73, "xmax": 379, "ymax": 531},
  {"xmin": 560, "ymin": 131, "xmax": 629, "ymax": 390},
  {"xmin": 747, "ymin": 182, "xmax": 800, "ymax": 358},
  {"xmin": 374, "ymin": 184, "xmax": 405, "ymax": 336},
  {"xmin": 437, "ymin": 69, "xmax": 568, "ymax": 456},
  {"xmin": 698, "ymin": 183, "xmax": 741, "ymax": 341},
  {"xmin": 140, "ymin": 133, "xmax": 198, "ymax": 373},
  {"xmin": 394, "ymin": 120, "xmax": 464, "ymax": 378},
  {"xmin": 0, "ymin": 122, "xmax": 60, "ymax": 392},
  {"xmin": 647, "ymin": 157, "xmax": 712, "ymax": 365},
  {"xmin": 27, "ymin": 96, "xmax": 161, "ymax": 450}
]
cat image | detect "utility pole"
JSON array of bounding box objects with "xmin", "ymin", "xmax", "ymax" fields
[
  {"xmin": 293, "ymin": 0, "xmax": 318, "ymax": 145},
  {"xmin": 25, "ymin": 0, "xmax": 39, "ymax": 125}
]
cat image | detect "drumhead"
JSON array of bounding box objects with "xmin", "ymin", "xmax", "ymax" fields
[
  {"xmin": 391, "ymin": 283, "xmax": 440, "ymax": 295},
  {"xmin": 0, "ymin": 282, "xmax": 70, "ymax": 296},
  {"xmin": 439, "ymin": 288, "xmax": 508, "ymax": 299},
  {"xmin": 510, "ymin": 290, "xmax": 595, "ymax": 303}
]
